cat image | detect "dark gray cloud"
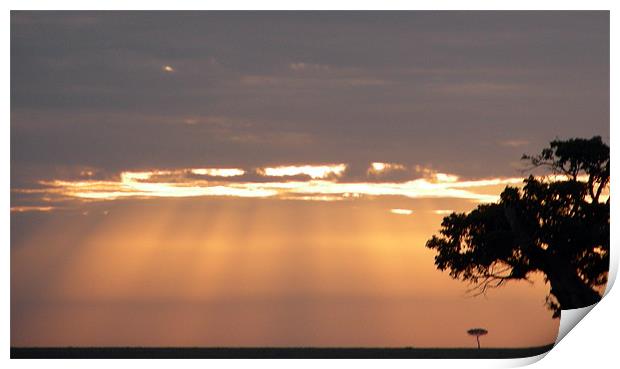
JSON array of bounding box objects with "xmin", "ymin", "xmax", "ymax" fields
[{"xmin": 11, "ymin": 11, "xmax": 609, "ymax": 182}]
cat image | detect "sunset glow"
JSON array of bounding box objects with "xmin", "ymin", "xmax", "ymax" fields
[
  {"xmin": 17, "ymin": 166, "xmax": 529, "ymax": 207},
  {"xmin": 10, "ymin": 206, "xmax": 54, "ymax": 213},
  {"xmin": 259, "ymin": 164, "xmax": 347, "ymax": 178},
  {"xmin": 368, "ymin": 162, "xmax": 406, "ymax": 175},
  {"xmin": 190, "ymin": 168, "xmax": 246, "ymax": 177},
  {"xmin": 390, "ymin": 208, "xmax": 414, "ymax": 215}
]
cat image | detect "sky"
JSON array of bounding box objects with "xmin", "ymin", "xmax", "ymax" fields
[{"xmin": 10, "ymin": 11, "xmax": 609, "ymax": 347}]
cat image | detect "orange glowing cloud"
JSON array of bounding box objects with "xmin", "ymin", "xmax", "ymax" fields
[
  {"xmin": 390, "ymin": 209, "xmax": 413, "ymax": 215},
  {"xmin": 258, "ymin": 164, "xmax": 347, "ymax": 179},
  {"xmin": 15, "ymin": 164, "xmax": 597, "ymax": 212},
  {"xmin": 432, "ymin": 210, "xmax": 455, "ymax": 215},
  {"xmin": 10, "ymin": 206, "xmax": 55, "ymax": 212},
  {"xmin": 368, "ymin": 162, "xmax": 406, "ymax": 176},
  {"xmin": 20, "ymin": 166, "xmax": 527, "ymax": 207},
  {"xmin": 190, "ymin": 168, "xmax": 246, "ymax": 177}
]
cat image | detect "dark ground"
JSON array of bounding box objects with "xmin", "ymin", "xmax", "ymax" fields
[{"xmin": 11, "ymin": 345, "xmax": 555, "ymax": 359}]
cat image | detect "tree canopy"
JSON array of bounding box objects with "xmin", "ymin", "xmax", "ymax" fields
[{"xmin": 426, "ymin": 136, "xmax": 609, "ymax": 318}]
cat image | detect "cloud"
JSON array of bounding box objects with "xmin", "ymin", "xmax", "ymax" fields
[
  {"xmin": 429, "ymin": 82, "xmax": 528, "ymax": 96},
  {"xmin": 10, "ymin": 206, "xmax": 55, "ymax": 213},
  {"xmin": 15, "ymin": 165, "xmax": 527, "ymax": 208},
  {"xmin": 289, "ymin": 62, "xmax": 330, "ymax": 72},
  {"xmin": 368, "ymin": 162, "xmax": 406, "ymax": 176},
  {"xmin": 239, "ymin": 60, "xmax": 393, "ymax": 90},
  {"xmin": 390, "ymin": 208, "xmax": 413, "ymax": 215},
  {"xmin": 258, "ymin": 164, "xmax": 347, "ymax": 179},
  {"xmin": 414, "ymin": 165, "xmax": 459, "ymax": 183},
  {"xmin": 499, "ymin": 139, "xmax": 530, "ymax": 148},
  {"xmin": 190, "ymin": 168, "xmax": 245, "ymax": 177},
  {"xmin": 240, "ymin": 75, "xmax": 280, "ymax": 86},
  {"xmin": 11, "ymin": 12, "xmax": 608, "ymax": 186}
]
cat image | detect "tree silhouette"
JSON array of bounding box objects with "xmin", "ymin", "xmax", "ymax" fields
[
  {"xmin": 467, "ymin": 328, "xmax": 488, "ymax": 349},
  {"xmin": 426, "ymin": 137, "xmax": 609, "ymax": 318}
]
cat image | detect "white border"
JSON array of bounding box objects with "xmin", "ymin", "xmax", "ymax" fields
[{"xmin": 2, "ymin": 0, "xmax": 618, "ymax": 10}]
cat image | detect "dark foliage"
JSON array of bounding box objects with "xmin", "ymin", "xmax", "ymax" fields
[{"xmin": 426, "ymin": 137, "xmax": 609, "ymax": 318}]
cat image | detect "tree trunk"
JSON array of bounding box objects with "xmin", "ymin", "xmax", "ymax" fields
[
  {"xmin": 503, "ymin": 205, "xmax": 602, "ymax": 310},
  {"xmin": 545, "ymin": 261, "xmax": 602, "ymax": 309}
]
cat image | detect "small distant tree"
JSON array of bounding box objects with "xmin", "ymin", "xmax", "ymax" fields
[
  {"xmin": 467, "ymin": 328, "xmax": 488, "ymax": 349},
  {"xmin": 426, "ymin": 137, "xmax": 609, "ymax": 318}
]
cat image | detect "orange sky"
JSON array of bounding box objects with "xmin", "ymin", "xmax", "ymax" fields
[{"xmin": 11, "ymin": 195, "xmax": 559, "ymax": 347}]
